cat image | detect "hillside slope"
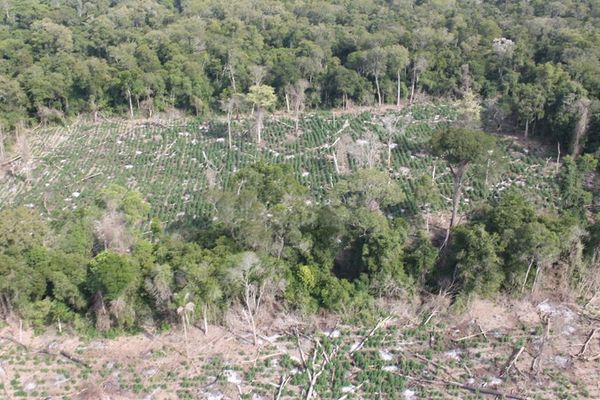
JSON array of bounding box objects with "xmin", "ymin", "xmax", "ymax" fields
[{"xmin": 0, "ymin": 104, "xmax": 557, "ymax": 225}]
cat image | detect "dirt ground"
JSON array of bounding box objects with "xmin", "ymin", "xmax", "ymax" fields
[{"xmin": 0, "ymin": 296, "xmax": 598, "ymax": 399}]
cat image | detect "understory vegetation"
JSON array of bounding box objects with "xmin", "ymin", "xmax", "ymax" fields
[{"xmin": 0, "ymin": 118, "xmax": 598, "ymax": 335}]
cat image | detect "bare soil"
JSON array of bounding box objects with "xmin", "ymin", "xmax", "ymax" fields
[{"xmin": 0, "ymin": 297, "xmax": 598, "ymax": 399}]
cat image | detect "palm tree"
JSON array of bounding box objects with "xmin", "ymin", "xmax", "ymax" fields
[{"xmin": 176, "ymin": 292, "xmax": 195, "ymax": 358}]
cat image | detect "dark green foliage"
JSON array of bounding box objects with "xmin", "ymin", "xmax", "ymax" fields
[
  {"xmin": 448, "ymin": 224, "xmax": 503, "ymax": 298},
  {"xmin": 431, "ymin": 128, "xmax": 496, "ymax": 169},
  {"xmin": 404, "ymin": 232, "xmax": 438, "ymax": 285},
  {"xmin": 0, "ymin": 0, "xmax": 598, "ymax": 159},
  {"xmin": 0, "ymin": 149, "xmax": 597, "ymax": 332},
  {"xmin": 88, "ymin": 252, "xmax": 139, "ymax": 301},
  {"xmin": 558, "ymin": 154, "xmax": 597, "ymax": 214}
]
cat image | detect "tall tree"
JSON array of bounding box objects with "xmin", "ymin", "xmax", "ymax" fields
[
  {"xmin": 220, "ymin": 94, "xmax": 244, "ymax": 148},
  {"xmin": 515, "ymin": 83, "xmax": 545, "ymax": 138},
  {"xmin": 431, "ymin": 127, "xmax": 497, "ymax": 243},
  {"xmin": 386, "ymin": 45, "xmax": 410, "ymax": 107},
  {"xmin": 247, "ymin": 84, "xmax": 277, "ymax": 145},
  {"xmin": 286, "ymin": 79, "xmax": 309, "ymax": 134}
]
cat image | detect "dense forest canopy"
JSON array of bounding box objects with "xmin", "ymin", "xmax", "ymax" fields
[{"xmin": 1, "ymin": 0, "xmax": 600, "ymax": 153}]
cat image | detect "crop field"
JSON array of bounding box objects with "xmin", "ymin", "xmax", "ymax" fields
[
  {"xmin": 0, "ymin": 104, "xmax": 559, "ymax": 224},
  {"xmin": 0, "ymin": 299, "xmax": 597, "ymax": 399}
]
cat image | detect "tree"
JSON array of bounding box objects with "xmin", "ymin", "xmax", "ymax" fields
[
  {"xmin": 348, "ymin": 48, "xmax": 387, "ymax": 106},
  {"xmin": 0, "ymin": 207, "xmax": 47, "ymax": 255},
  {"xmin": 0, "ymin": 125, "xmax": 4, "ymax": 162},
  {"xmin": 568, "ymin": 96, "xmax": 592, "ymax": 157},
  {"xmin": 559, "ymin": 154, "xmax": 597, "ymax": 214},
  {"xmin": 431, "ymin": 127, "xmax": 497, "ymax": 243},
  {"xmin": 515, "ymin": 83, "xmax": 545, "ymax": 138},
  {"xmin": 231, "ymin": 252, "xmax": 272, "ymax": 346},
  {"xmin": 449, "ymin": 224, "xmax": 503, "ymax": 299},
  {"xmin": 286, "ymin": 79, "xmax": 310, "ymax": 134},
  {"xmin": 175, "ymin": 292, "xmax": 195, "ymax": 358},
  {"xmin": 220, "ymin": 94, "xmax": 245, "ymax": 148},
  {"xmin": 87, "ymin": 251, "xmax": 140, "ymax": 330},
  {"xmin": 199, "ymin": 277, "xmax": 222, "ymax": 335},
  {"xmin": 386, "ymin": 45, "xmax": 410, "ymax": 107},
  {"xmin": 247, "ymin": 84, "xmax": 277, "ymax": 145},
  {"xmin": 413, "ymin": 174, "xmax": 441, "ymax": 233},
  {"xmin": 409, "ymin": 56, "xmax": 428, "ymax": 104}
]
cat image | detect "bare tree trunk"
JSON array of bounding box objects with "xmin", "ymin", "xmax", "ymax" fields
[
  {"xmin": 556, "ymin": 142, "xmax": 561, "ymax": 173},
  {"xmin": 228, "ymin": 65, "xmax": 237, "ymax": 92},
  {"xmin": 449, "ymin": 171, "xmax": 464, "ymax": 229},
  {"xmin": 387, "ymin": 139, "xmax": 392, "ymax": 170},
  {"xmin": 332, "ymin": 151, "xmax": 340, "ymax": 174},
  {"xmin": 521, "ymin": 257, "xmax": 535, "ymax": 294},
  {"xmin": 256, "ymin": 108, "xmax": 264, "ymax": 145},
  {"xmin": 0, "ymin": 126, "xmax": 4, "ymax": 163},
  {"xmin": 203, "ymin": 304, "xmax": 208, "ymax": 335},
  {"xmin": 410, "ymin": 68, "xmax": 416, "ymax": 105},
  {"xmin": 375, "ymin": 74, "xmax": 381, "ymax": 106},
  {"xmin": 571, "ymin": 99, "xmax": 591, "ymax": 158},
  {"xmin": 524, "ymin": 119, "xmax": 529, "ymax": 138},
  {"xmin": 285, "ymin": 93, "xmax": 290, "ymax": 113},
  {"xmin": 181, "ymin": 314, "xmax": 189, "ymax": 359},
  {"xmin": 396, "ymin": 70, "xmax": 401, "ymax": 108},
  {"xmin": 244, "ymin": 301, "xmax": 258, "ymax": 346},
  {"xmin": 227, "ymin": 109, "xmax": 232, "ymax": 149},
  {"xmin": 444, "ymin": 166, "xmax": 466, "ymax": 245},
  {"xmin": 127, "ymin": 89, "xmax": 134, "ymax": 119}
]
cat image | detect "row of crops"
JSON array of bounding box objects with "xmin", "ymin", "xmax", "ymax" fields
[{"xmin": 0, "ymin": 104, "xmax": 559, "ymax": 223}]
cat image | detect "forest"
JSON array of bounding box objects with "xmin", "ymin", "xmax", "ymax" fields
[
  {"xmin": 0, "ymin": 0, "xmax": 599, "ymax": 154},
  {"xmin": 0, "ymin": 0, "xmax": 598, "ymax": 364}
]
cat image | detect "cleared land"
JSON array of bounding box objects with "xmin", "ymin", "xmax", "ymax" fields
[
  {"xmin": 0, "ymin": 298, "xmax": 598, "ymax": 399},
  {"xmin": 0, "ymin": 104, "xmax": 558, "ymax": 225}
]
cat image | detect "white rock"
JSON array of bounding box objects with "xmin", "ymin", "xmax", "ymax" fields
[
  {"xmin": 403, "ymin": 389, "xmax": 417, "ymax": 400},
  {"xmin": 445, "ymin": 349, "xmax": 462, "ymax": 361},
  {"xmin": 327, "ymin": 330, "xmax": 341, "ymax": 338},
  {"xmin": 341, "ymin": 385, "xmax": 355, "ymax": 393},
  {"xmin": 554, "ymin": 355, "xmax": 571, "ymax": 369},
  {"xmin": 223, "ymin": 369, "xmax": 242, "ymax": 385},
  {"xmin": 72, "ymin": 192, "xmax": 80, "ymax": 198},
  {"xmin": 54, "ymin": 374, "xmax": 69, "ymax": 386},
  {"xmin": 379, "ymin": 349, "xmax": 394, "ymax": 361},
  {"xmin": 204, "ymin": 392, "xmax": 224, "ymax": 400},
  {"xmin": 23, "ymin": 381, "xmax": 36, "ymax": 392},
  {"xmin": 488, "ymin": 377, "xmax": 502, "ymax": 386}
]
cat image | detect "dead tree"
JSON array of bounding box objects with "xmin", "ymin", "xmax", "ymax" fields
[
  {"xmin": 15, "ymin": 125, "xmax": 32, "ymax": 182},
  {"xmin": 570, "ymin": 97, "xmax": 591, "ymax": 158},
  {"xmin": 410, "ymin": 56, "xmax": 428, "ymax": 104},
  {"xmin": 0, "ymin": 125, "xmax": 5, "ymax": 163},
  {"xmin": 287, "ymin": 80, "xmax": 310, "ymax": 134},
  {"xmin": 241, "ymin": 272, "xmax": 265, "ymax": 346}
]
